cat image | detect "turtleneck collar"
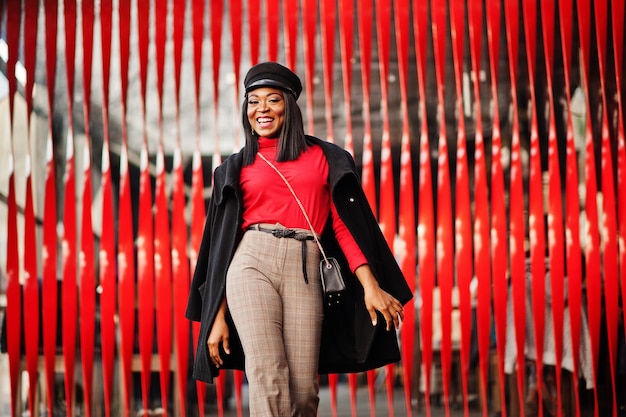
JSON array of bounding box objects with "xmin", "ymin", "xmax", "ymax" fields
[{"xmin": 258, "ymin": 136, "xmax": 279, "ymax": 149}]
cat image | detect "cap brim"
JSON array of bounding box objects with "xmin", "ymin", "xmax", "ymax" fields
[{"xmin": 245, "ymin": 79, "xmax": 297, "ymax": 97}]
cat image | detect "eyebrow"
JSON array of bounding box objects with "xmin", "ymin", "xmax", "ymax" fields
[{"xmin": 248, "ymin": 92, "xmax": 284, "ymax": 99}]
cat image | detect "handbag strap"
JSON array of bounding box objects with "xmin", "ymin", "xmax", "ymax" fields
[{"xmin": 257, "ymin": 152, "xmax": 331, "ymax": 264}]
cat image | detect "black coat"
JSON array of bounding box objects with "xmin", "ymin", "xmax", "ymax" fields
[{"xmin": 186, "ymin": 136, "xmax": 413, "ymax": 383}]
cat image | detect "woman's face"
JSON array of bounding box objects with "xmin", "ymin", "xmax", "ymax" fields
[{"xmin": 246, "ymin": 87, "xmax": 286, "ymax": 138}]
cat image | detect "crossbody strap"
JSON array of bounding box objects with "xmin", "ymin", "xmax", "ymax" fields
[{"xmin": 257, "ymin": 152, "xmax": 331, "ymax": 264}]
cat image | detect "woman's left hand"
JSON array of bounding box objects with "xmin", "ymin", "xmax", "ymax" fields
[{"xmin": 354, "ymin": 264, "xmax": 404, "ymax": 331}]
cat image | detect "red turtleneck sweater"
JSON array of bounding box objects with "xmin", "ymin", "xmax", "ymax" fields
[{"xmin": 240, "ymin": 137, "xmax": 367, "ymax": 272}]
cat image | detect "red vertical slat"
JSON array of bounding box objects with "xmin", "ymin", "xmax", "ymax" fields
[
  {"xmin": 320, "ymin": 0, "xmax": 336, "ymax": 143},
  {"xmin": 98, "ymin": 2, "xmax": 116, "ymax": 415},
  {"xmin": 5, "ymin": 154, "xmax": 20, "ymax": 417},
  {"xmin": 154, "ymin": 1, "xmax": 173, "ymax": 413},
  {"xmin": 191, "ymin": 1, "xmax": 208, "ymax": 414},
  {"xmin": 61, "ymin": 2, "xmax": 78, "ymax": 415},
  {"xmin": 486, "ymin": 0, "xmax": 507, "ymax": 414},
  {"xmin": 230, "ymin": 0, "xmax": 242, "ymax": 150},
  {"xmin": 393, "ymin": 0, "xmax": 415, "ymax": 415},
  {"xmin": 611, "ymin": 0, "xmax": 626, "ymax": 349},
  {"xmin": 171, "ymin": 0, "xmax": 190, "ymax": 417},
  {"xmin": 594, "ymin": 2, "xmax": 619, "ymax": 414},
  {"xmin": 576, "ymin": 1, "xmax": 602, "ymax": 415},
  {"xmin": 283, "ymin": 0, "xmax": 299, "ymax": 71},
  {"xmin": 357, "ymin": 0, "xmax": 376, "ymax": 216},
  {"xmin": 540, "ymin": 2, "xmax": 566, "ymax": 416},
  {"xmin": 338, "ymin": 0, "xmax": 354, "ymax": 157},
  {"xmin": 172, "ymin": 2, "xmax": 191, "ymax": 416},
  {"xmin": 356, "ymin": 1, "xmax": 378, "ymax": 411},
  {"xmin": 413, "ymin": 0, "xmax": 433, "ymax": 414},
  {"xmin": 432, "ymin": 0, "xmax": 454, "ymax": 414},
  {"xmin": 469, "ymin": 2, "xmax": 493, "ymax": 416},
  {"xmin": 190, "ymin": 154, "xmax": 207, "ymax": 415},
  {"xmin": 79, "ymin": 2, "xmax": 96, "ymax": 417},
  {"xmin": 265, "ymin": 0, "xmax": 279, "ymax": 61},
  {"xmin": 248, "ymin": 0, "xmax": 260, "ymax": 66},
  {"xmin": 521, "ymin": 3, "xmax": 547, "ymax": 415},
  {"xmin": 302, "ymin": 0, "xmax": 317, "ymax": 133},
  {"xmin": 450, "ymin": 0, "xmax": 474, "ymax": 414},
  {"xmin": 375, "ymin": 0, "xmax": 397, "ymax": 412},
  {"xmin": 117, "ymin": 0, "xmax": 136, "ymax": 413},
  {"xmin": 155, "ymin": 145, "xmax": 173, "ymax": 416},
  {"xmin": 136, "ymin": 0, "xmax": 154, "ymax": 412},
  {"xmin": 504, "ymin": 0, "xmax": 527, "ymax": 413},
  {"xmin": 557, "ymin": 1, "xmax": 583, "ymax": 415},
  {"xmin": 21, "ymin": 1, "xmax": 40, "ymax": 415},
  {"xmin": 5, "ymin": 6, "xmax": 21, "ymax": 413},
  {"xmin": 320, "ymin": 0, "xmax": 338, "ymax": 411},
  {"xmin": 42, "ymin": 2, "xmax": 59, "ymax": 415},
  {"xmin": 211, "ymin": 0, "xmax": 224, "ymax": 172}
]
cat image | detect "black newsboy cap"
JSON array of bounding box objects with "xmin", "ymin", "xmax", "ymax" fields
[{"xmin": 244, "ymin": 62, "xmax": 302, "ymax": 99}]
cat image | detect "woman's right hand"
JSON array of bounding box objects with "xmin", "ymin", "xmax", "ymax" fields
[{"xmin": 207, "ymin": 299, "xmax": 230, "ymax": 368}]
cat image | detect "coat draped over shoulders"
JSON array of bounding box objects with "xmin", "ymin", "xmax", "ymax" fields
[{"xmin": 186, "ymin": 136, "xmax": 412, "ymax": 383}]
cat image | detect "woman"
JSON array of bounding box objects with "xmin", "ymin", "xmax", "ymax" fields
[{"xmin": 186, "ymin": 61, "xmax": 412, "ymax": 416}]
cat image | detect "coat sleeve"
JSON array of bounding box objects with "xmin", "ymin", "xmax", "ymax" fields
[{"xmin": 186, "ymin": 189, "xmax": 217, "ymax": 322}]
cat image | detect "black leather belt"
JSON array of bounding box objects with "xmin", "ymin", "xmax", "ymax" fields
[{"xmin": 247, "ymin": 225, "xmax": 315, "ymax": 283}]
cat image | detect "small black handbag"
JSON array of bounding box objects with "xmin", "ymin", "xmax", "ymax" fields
[{"xmin": 258, "ymin": 153, "xmax": 347, "ymax": 306}]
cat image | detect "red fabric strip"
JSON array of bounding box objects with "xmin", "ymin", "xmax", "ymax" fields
[
  {"xmin": 594, "ymin": 3, "xmax": 620, "ymax": 413},
  {"xmin": 576, "ymin": 1, "xmax": 601, "ymax": 414},
  {"xmin": 320, "ymin": 0, "xmax": 336, "ymax": 142},
  {"xmin": 248, "ymin": 0, "xmax": 260, "ymax": 65},
  {"xmin": 5, "ymin": 0, "xmax": 19, "ymax": 129},
  {"xmin": 557, "ymin": 2, "xmax": 583, "ymax": 416},
  {"xmin": 541, "ymin": 3, "xmax": 567, "ymax": 416},
  {"xmin": 469, "ymin": 2, "xmax": 493, "ymax": 416},
  {"xmin": 283, "ymin": 0, "xmax": 298, "ymax": 71},
  {"xmin": 23, "ymin": 0, "xmax": 38, "ymax": 129},
  {"xmin": 172, "ymin": 147, "xmax": 190, "ymax": 417},
  {"xmin": 265, "ymin": 0, "xmax": 279, "ymax": 61},
  {"xmin": 155, "ymin": 147, "xmax": 173, "ymax": 414},
  {"xmin": 137, "ymin": 142, "xmax": 155, "ymax": 413},
  {"xmin": 173, "ymin": 0, "xmax": 186, "ymax": 111},
  {"xmin": 230, "ymin": 0, "xmax": 242, "ymax": 98},
  {"xmin": 190, "ymin": 150, "xmax": 207, "ymax": 417},
  {"xmin": 98, "ymin": 3, "xmax": 116, "ymax": 416},
  {"xmin": 486, "ymin": 2, "xmax": 507, "ymax": 415},
  {"xmin": 612, "ymin": 0, "xmax": 626, "ymax": 355},
  {"xmin": 522, "ymin": 2, "xmax": 548, "ymax": 413},
  {"xmin": 137, "ymin": 0, "xmax": 150, "ymax": 117},
  {"xmin": 155, "ymin": 0, "xmax": 167, "ymax": 119},
  {"xmin": 61, "ymin": 3, "xmax": 78, "ymax": 416},
  {"xmin": 393, "ymin": 0, "xmax": 414, "ymax": 414},
  {"xmin": 375, "ymin": 2, "xmax": 396, "ymax": 411},
  {"xmin": 303, "ymin": 0, "xmax": 317, "ymax": 132},
  {"xmin": 355, "ymin": 1, "xmax": 377, "ymax": 408},
  {"xmin": 432, "ymin": 1, "xmax": 454, "ymax": 414},
  {"xmin": 338, "ymin": 0, "xmax": 354, "ymax": 154},
  {"xmin": 114, "ymin": 33, "xmax": 136, "ymax": 406},
  {"xmin": 79, "ymin": 3, "xmax": 96, "ymax": 417},
  {"xmin": 21, "ymin": 2, "xmax": 40, "ymax": 416},
  {"xmin": 504, "ymin": 0, "xmax": 527, "ymax": 411},
  {"xmin": 42, "ymin": 5, "xmax": 59, "ymax": 415},
  {"xmin": 211, "ymin": 0, "xmax": 223, "ymax": 148},
  {"xmin": 192, "ymin": 0, "xmax": 205, "ymax": 128},
  {"xmin": 356, "ymin": 0, "xmax": 375, "ymax": 216},
  {"xmin": 451, "ymin": 0, "xmax": 474, "ymax": 415},
  {"xmin": 5, "ymin": 166, "xmax": 20, "ymax": 417}
]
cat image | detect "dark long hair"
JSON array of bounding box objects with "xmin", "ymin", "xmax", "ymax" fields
[{"xmin": 241, "ymin": 90, "xmax": 307, "ymax": 166}]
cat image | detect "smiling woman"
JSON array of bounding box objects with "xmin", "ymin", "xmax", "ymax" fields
[{"xmin": 185, "ymin": 61, "xmax": 412, "ymax": 417}]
